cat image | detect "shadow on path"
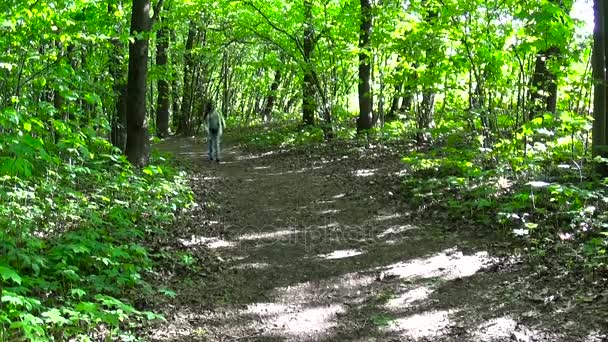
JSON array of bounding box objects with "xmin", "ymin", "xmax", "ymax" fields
[{"xmin": 147, "ymin": 135, "xmax": 606, "ymax": 342}]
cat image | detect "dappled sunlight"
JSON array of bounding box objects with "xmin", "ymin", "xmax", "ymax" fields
[
  {"xmin": 207, "ymin": 239, "xmax": 236, "ymax": 249},
  {"xmin": 190, "ymin": 175, "xmax": 222, "ymax": 181},
  {"xmin": 235, "ymin": 151, "xmax": 275, "ymax": 161},
  {"xmin": 385, "ymin": 286, "xmax": 434, "ymax": 310},
  {"xmin": 584, "ymin": 331, "xmax": 608, "ymax": 342},
  {"xmin": 271, "ymin": 273, "xmax": 375, "ymax": 304},
  {"xmin": 472, "ymin": 316, "xmax": 517, "ymax": 341},
  {"xmin": 320, "ymin": 209, "xmax": 341, "ymax": 215},
  {"xmin": 246, "ymin": 303, "xmax": 344, "ymax": 338},
  {"xmin": 379, "ymin": 248, "xmax": 496, "ymax": 281},
  {"xmin": 267, "ymin": 168, "xmax": 307, "ymax": 176},
  {"xmin": 266, "ymin": 165, "xmax": 324, "ymax": 176},
  {"xmin": 375, "ymin": 212, "xmax": 402, "ymax": 221},
  {"xmin": 233, "ymin": 262, "xmax": 271, "ymax": 270},
  {"xmin": 353, "ymin": 168, "xmax": 377, "ymax": 177},
  {"xmin": 377, "ymin": 224, "xmax": 418, "ymax": 238},
  {"xmin": 237, "ymin": 229, "xmax": 299, "ymax": 241},
  {"xmin": 317, "ymin": 222, "xmax": 339, "ymax": 229},
  {"xmin": 385, "ymin": 309, "xmax": 455, "ymax": 338},
  {"xmin": 333, "ymin": 193, "xmax": 346, "ymax": 198},
  {"xmin": 472, "ymin": 316, "xmax": 555, "ymax": 342},
  {"xmin": 253, "ymin": 166, "xmax": 271, "ymax": 170},
  {"xmin": 178, "ymin": 235, "xmax": 235, "ymax": 249},
  {"xmin": 318, "ymin": 249, "xmax": 365, "ymax": 260}
]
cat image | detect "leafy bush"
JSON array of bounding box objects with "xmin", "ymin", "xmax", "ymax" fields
[
  {"xmin": 0, "ymin": 131, "xmax": 192, "ymax": 340},
  {"xmin": 401, "ymin": 115, "xmax": 607, "ymax": 271}
]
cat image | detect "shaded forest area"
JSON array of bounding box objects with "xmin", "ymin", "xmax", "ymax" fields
[{"xmin": 1, "ymin": 0, "xmax": 608, "ymax": 340}]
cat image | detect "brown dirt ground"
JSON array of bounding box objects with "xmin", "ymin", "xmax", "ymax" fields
[{"xmin": 143, "ymin": 133, "xmax": 608, "ymax": 342}]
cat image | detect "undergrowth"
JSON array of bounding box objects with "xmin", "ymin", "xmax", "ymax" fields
[
  {"xmin": 401, "ymin": 113, "xmax": 608, "ymax": 274},
  {"xmin": 0, "ymin": 130, "xmax": 192, "ymax": 341}
]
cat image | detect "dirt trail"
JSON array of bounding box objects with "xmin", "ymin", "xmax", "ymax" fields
[{"xmin": 149, "ymin": 135, "xmax": 606, "ymax": 342}]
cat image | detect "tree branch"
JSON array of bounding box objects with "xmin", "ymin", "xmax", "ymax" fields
[
  {"xmin": 243, "ymin": 0, "xmax": 305, "ymax": 57},
  {"xmin": 151, "ymin": 0, "xmax": 165, "ymax": 26}
]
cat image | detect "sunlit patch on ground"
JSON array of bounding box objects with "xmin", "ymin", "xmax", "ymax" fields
[
  {"xmin": 245, "ymin": 303, "xmax": 344, "ymax": 339},
  {"xmin": 317, "ymin": 222, "xmax": 339, "ymax": 229},
  {"xmin": 472, "ymin": 316, "xmax": 517, "ymax": 341},
  {"xmin": 178, "ymin": 235, "xmax": 235, "ymax": 249},
  {"xmin": 385, "ymin": 286, "xmax": 433, "ymax": 310},
  {"xmin": 320, "ymin": 209, "xmax": 341, "ymax": 215},
  {"xmin": 207, "ymin": 239, "xmax": 235, "ymax": 249},
  {"xmin": 267, "ymin": 168, "xmax": 307, "ymax": 176},
  {"xmin": 253, "ymin": 166, "xmax": 271, "ymax": 170},
  {"xmin": 353, "ymin": 168, "xmax": 377, "ymax": 177},
  {"xmin": 384, "ymin": 309, "xmax": 455, "ymax": 338},
  {"xmin": 377, "ymin": 224, "xmax": 418, "ymax": 238},
  {"xmin": 584, "ymin": 331, "xmax": 608, "ymax": 342},
  {"xmin": 232, "ymin": 262, "xmax": 270, "ymax": 270},
  {"xmin": 375, "ymin": 213, "xmax": 402, "ymax": 221},
  {"xmin": 237, "ymin": 229, "xmax": 299, "ymax": 241},
  {"xmin": 472, "ymin": 316, "xmax": 557, "ymax": 342},
  {"xmin": 318, "ymin": 249, "xmax": 365, "ymax": 260},
  {"xmin": 379, "ymin": 248, "xmax": 496, "ymax": 281},
  {"xmin": 235, "ymin": 151, "xmax": 276, "ymax": 161},
  {"xmin": 270, "ymin": 273, "xmax": 375, "ymax": 304},
  {"xmin": 190, "ymin": 175, "xmax": 222, "ymax": 181}
]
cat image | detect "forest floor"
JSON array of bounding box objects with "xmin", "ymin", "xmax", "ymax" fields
[{"xmin": 145, "ymin": 132, "xmax": 608, "ymax": 342}]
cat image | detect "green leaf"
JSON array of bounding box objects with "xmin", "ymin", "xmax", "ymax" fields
[
  {"xmin": 41, "ymin": 309, "xmax": 69, "ymax": 325},
  {"xmin": 0, "ymin": 265, "xmax": 22, "ymax": 284}
]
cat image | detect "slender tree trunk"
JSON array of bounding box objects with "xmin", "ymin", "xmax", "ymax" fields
[
  {"xmin": 356, "ymin": 0, "xmax": 373, "ymax": 132},
  {"xmin": 387, "ymin": 83, "xmax": 402, "ymax": 121},
  {"xmin": 263, "ymin": 68, "xmax": 282, "ymax": 121},
  {"xmin": 302, "ymin": 0, "xmax": 316, "ymax": 126},
  {"xmin": 222, "ymin": 49, "xmax": 229, "ymax": 117},
  {"xmin": 170, "ymin": 28, "xmax": 180, "ymax": 128},
  {"xmin": 177, "ymin": 21, "xmax": 196, "ymax": 134},
  {"xmin": 107, "ymin": 2, "xmax": 127, "ymax": 150},
  {"xmin": 125, "ymin": 0, "xmax": 151, "ymax": 167},
  {"xmin": 155, "ymin": 15, "xmax": 170, "ymax": 138},
  {"xmin": 593, "ymin": 0, "xmax": 608, "ymax": 175},
  {"xmin": 417, "ymin": 5, "xmax": 436, "ymax": 144},
  {"xmin": 529, "ymin": 46, "xmax": 559, "ymax": 120}
]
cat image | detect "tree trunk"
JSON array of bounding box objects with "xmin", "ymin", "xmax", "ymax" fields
[
  {"xmin": 170, "ymin": 28, "xmax": 180, "ymax": 128},
  {"xmin": 356, "ymin": 0, "xmax": 373, "ymax": 132},
  {"xmin": 108, "ymin": 1, "xmax": 127, "ymax": 151},
  {"xmin": 387, "ymin": 83, "xmax": 402, "ymax": 121},
  {"xmin": 176, "ymin": 21, "xmax": 196, "ymax": 135},
  {"xmin": 125, "ymin": 0, "xmax": 151, "ymax": 167},
  {"xmin": 302, "ymin": 0, "xmax": 316, "ymax": 126},
  {"xmin": 529, "ymin": 46, "xmax": 559, "ymax": 120},
  {"xmin": 263, "ymin": 68, "xmax": 282, "ymax": 121},
  {"xmin": 222, "ymin": 49, "xmax": 230, "ymax": 118},
  {"xmin": 593, "ymin": 0, "xmax": 608, "ymax": 175},
  {"xmin": 155, "ymin": 15, "xmax": 170, "ymax": 138},
  {"xmin": 417, "ymin": 5, "xmax": 436, "ymax": 145}
]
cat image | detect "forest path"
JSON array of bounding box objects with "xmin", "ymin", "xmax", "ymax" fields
[{"xmin": 148, "ymin": 134, "xmax": 605, "ymax": 342}]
